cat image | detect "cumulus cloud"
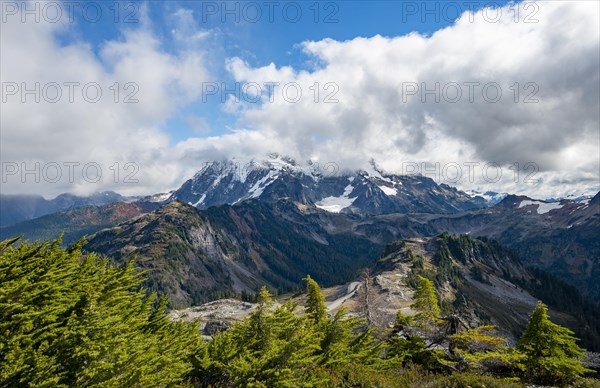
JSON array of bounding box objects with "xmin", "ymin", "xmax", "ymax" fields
[
  {"xmin": 1, "ymin": 2, "xmax": 208, "ymax": 196},
  {"xmin": 2, "ymin": 1, "xmax": 598, "ymax": 199},
  {"xmin": 177, "ymin": 1, "xmax": 599, "ymax": 198}
]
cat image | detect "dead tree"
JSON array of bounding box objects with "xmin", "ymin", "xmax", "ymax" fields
[{"xmin": 362, "ymin": 270, "xmax": 375, "ymax": 326}]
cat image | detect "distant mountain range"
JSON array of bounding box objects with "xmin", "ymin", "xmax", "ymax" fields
[
  {"xmin": 0, "ymin": 191, "xmax": 135, "ymax": 226},
  {"xmin": 0, "ymin": 201, "xmax": 160, "ymax": 244},
  {"xmin": 423, "ymin": 193, "xmax": 600, "ymax": 300},
  {"xmin": 1, "ymin": 156, "xmax": 598, "ymax": 305}
]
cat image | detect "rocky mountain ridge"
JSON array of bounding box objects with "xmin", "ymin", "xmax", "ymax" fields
[
  {"xmin": 168, "ymin": 156, "xmax": 487, "ymax": 216},
  {"xmin": 169, "ymin": 235, "xmax": 600, "ymax": 351},
  {"xmin": 4, "ymin": 191, "xmax": 599, "ymax": 301}
]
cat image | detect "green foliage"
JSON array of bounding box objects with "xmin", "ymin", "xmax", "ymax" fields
[
  {"xmin": 381, "ymin": 239, "xmax": 405, "ymax": 257},
  {"xmin": 191, "ymin": 288, "xmax": 322, "ymax": 387},
  {"xmin": 512, "ymin": 267, "xmax": 600, "ymax": 351},
  {"xmin": 386, "ymin": 306, "xmax": 453, "ymax": 373},
  {"xmin": 316, "ymin": 309, "xmax": 381, "ymax": 369},
  {"xmin": 470, "ymin": 265, "xmax": 490, "ymax": 284},
  {"xmin": 412, "ymin": 256, "xmax": 425, "ymax": 270},
  {"xmin": 191, "ymin": 279, "xmax": 385, "ymax": 386},
  {"xmin": 429, "ymin": 372, "xmax": 522, "ymax": 387},
  {"xmin": 518, "ymin": 301, "xmax": 592, "ymax": 385},
  {"xmin": 387, "ymin": 334, "xmax": 451, "ymax": 373},
  {"xmin": 326, "ymin": 364, "xmax": 432, "ymax": 387},
  {"xmin": 2, "ymin": 237, "xmax": 597, "ymax": 387},
  {"xmin": 432, "ymin": 241, "xmax": 463, "ymax": 284},
  {"xmin": 451, "ymin": 325, "xmax": 507, "ymax": 353},
  {"xmin": 572, "ymin": 378, "xmax": 600, "ymax": 388},
  {"xmin": 411, "ymin": 276, "xmax": 441, "ymax": 326},
  {"xmin": 304, "ymin": 274, "xmax": 327, "ymax": 324},
  {"xmin": 450, "ymin": 325, "xmax": 525, "ymax": 374},
  {"xmin": 0, "ymin": 237, "xmax": 198, "ymax": 387}
]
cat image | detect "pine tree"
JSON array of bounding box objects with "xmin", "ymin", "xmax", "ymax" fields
[
  {"xmin": 411, "ymin": 275, "xmax": 441, "ymax": 326},
  {"xmin": 195, "ymin": 286, "xmax": 322, "ymax": 387},
  {"xmin": 518, "ymin": 301, "xmax": 592, "ymax": 385},
  {"xmin": 386, "ymin": 309, "xmax": 450, "ymax": 373},
  {"xmin": 449, "ymin": 325, "xmax": 525, "ymax": 374},
  {"xmin": 304, "ymin": 275, "xmax": 327, "ymax": 324},
  {"xmin": 0, "ymin": 237, "xmax": 198, "ymax": 387}
]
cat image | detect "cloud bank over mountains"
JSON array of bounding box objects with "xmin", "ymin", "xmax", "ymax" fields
[{"xmin": 2, "ymin": 1, "xmax": 598, "ymax": 199}]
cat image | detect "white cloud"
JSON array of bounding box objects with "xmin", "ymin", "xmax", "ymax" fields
[
  {"xmin": 1, "ymin": 3, "xmax": 208, "ymax": 197},
  {"xmin": 2, "ymin": 1, "xmax": 598, "ymax": 200},
  {"xmin": 177, "ymin": 0, "xmax": 598, "ymax": 199}
]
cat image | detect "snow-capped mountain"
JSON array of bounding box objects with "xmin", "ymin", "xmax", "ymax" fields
[
  {"xmin": 465, "ymin": 190, "xmax": 509, "ymax": 205},
  {"xmin": 142, "ymin": 191, "xmax": 175, "ymax": 203},
  {"xmin": 168, "ymin": 155, "xmax": 487, "ymax": 215},
  {"xmin": 544, "ymin": 194, "xmax": 595, "ymax": 203},
  {"xmin": 467, "ymin": 190, "xmax": 596, "ymax": 206}
]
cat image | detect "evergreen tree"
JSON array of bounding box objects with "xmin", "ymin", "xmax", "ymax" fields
[
  {"xmin": 0, "ymin": 237, "xmax": 198, "ymax": 387},
  {"xmin": 304, "ymin": 274, "xmax": 327, "ymax": 324},
  {"xmin": 317, "ymin": 309, "xmax": 381, "ymax": 369},
  {"xmin": 4, "ymin": 237, "xmax": 599, "ymax": 386},
  {"xmin": 386, "ymin": 310, "xmax": 450, "ymax": 373},
  {"xmin": 193, "ymin": 286, "xmax": 322, "ymax": 387},
  {"xmin": 449, "ymin": 325, "xmax": 525, "ymax": 375},
  {"xmin": 411, "ymin": 276, "xmax": 441, "ymax": 326},
  {"xmin": 518, "ymin": 301, "xmax": 592, "ymax": 385}
]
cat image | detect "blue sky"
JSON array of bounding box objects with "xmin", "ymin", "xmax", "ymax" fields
[
  {"xmin": 68, "ymin": 0, "xmax": 512, "ymax": 142},
  {"xmin": 2, "ymin": 1, "xmax": 598, "ymax": 198}
]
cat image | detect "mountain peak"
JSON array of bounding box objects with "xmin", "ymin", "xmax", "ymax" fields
[{"xmin": 169, "ymin": 156, "xmax": 487, "ymax": 216}]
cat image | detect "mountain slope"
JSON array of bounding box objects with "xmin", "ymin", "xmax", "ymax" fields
[
  {"xmin": 420, "ymin": 193, "xmax": 600, "ymax": 299},
  {"xmin": 0, "ymin": 201, "xmax": 159, "ymax": 244},
  {"xmin": 0, "ymin": 191, "xmax": 135, "ymax": 226},
  {"xmin": 5, "ymin": 191, "xmax": 598, "ymax": 301},
  {"xmin": 85, "ymin": 200, "xmax": 383, "ymax": 307},
  {"xmin": 169, "ymin": 156, "xmax": 487, "ymax": 216},
  {"xmin": 172, "ymin": 234, "xmax": 600, "ymax": 351}
]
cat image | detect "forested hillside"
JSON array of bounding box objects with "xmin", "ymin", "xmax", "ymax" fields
[{"xmin": 1, "ymin": 237, "xmax": 598, "ymax": 387}]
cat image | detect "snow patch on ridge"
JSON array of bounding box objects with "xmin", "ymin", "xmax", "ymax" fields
[
  {"xmin": 193, "ymin": 193, "xmax": 207, "ymax": 207},
  {"xmin": 247, "ymin": 174, "xmax": 274, "ymax": 199},
  {"xmin": 378, "ymin": 185, "xmax": 397, "ymax": 196},
  {"xmin": 519, "ymin": 200, "xmax": 564, "ymax": 214},
  {"xmin": 316, "ymin": 184, "xmax": 356, "ymax": 213}
]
